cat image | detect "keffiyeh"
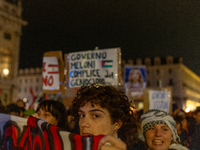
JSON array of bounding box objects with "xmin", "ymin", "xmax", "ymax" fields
[{"xmin": 141, "ymin": 109, "xmax": 180, "ymax": 143}]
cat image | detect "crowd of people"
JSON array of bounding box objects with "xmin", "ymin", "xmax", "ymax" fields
[{"xmin": 1, "ymin": 83, "xmax": 200, "ymax": 149}]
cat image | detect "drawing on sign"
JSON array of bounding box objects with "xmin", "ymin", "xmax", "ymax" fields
[
  {"xmin": 102, "ymin": 60, "xmax": 113, "ymax": 68},
  {"xmin": 124, "ymin": 65, "xmax": 146, "ymax": 99},
  {"xmin": 43, "ymin": 57, "xmax": 60, "ymax": 90}
]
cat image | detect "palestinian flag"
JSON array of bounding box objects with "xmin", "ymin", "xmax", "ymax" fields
[{"xmin": 101, "ymin": 60, "xmax": 113, "ymax": 68}]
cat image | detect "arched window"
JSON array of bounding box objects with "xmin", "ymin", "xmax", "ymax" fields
[{"xmin": 0, "ymin": 47, "xmax": 12, "ymax": 78}]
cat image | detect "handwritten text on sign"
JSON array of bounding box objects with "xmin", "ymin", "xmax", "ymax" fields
[
  {"xmin": 69, "ymin": 48, "xmax": 119, "ymax": 88},
  {"xmin": 149, "ymin": 90, "xmax": 171, "ymax": 113},
  {"xmin": 43, "ymin": 57, "xmax": 60, "ymax": 90}
]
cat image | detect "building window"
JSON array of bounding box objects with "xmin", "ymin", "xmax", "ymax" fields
[
  {"xmin": 19, "ymin": 79, "xmax": 22, "ymax": 84},
  {"xmin": 169, "ymin": 79, "xmax": 173, "ymax": 86},
  {"xmin": 147, "ymin": 80, "xmax": 150, "ymax": 87},
  {"xmin": 3, "ymin": 5, "xmax": 9, "ymax": 11},
  {"xmin": 0, "ymin": 47, "xmax": 11, "ymax": 78},
  {"xmin": 157, "ymin": 80, "xmax": 159, "ymax": 86},
  {"xmin": 156, "ymin": 69, "xmax": 160, "ymax": 75},
  {"xmin": 146, "ymin": 70, "xmax": 149, "ymax": 76},
  {"xmin": 30, "ymin": 79, "xmax": 33, "ymax": 83},
  {"xmin": 36, "ymin": 78, "xmax": 39, "ymax": 83},
  {"xmin": 5, "ymin": 0, "xmax": 18, "ymax": 6},
  {"xmin": 169, "ymin": 69, "xmax": 172, "ymax": 74},
  {"xmin": 4, "ymin": 33, "xmax": 11, "ymax": 40},
  {"xmin": 18, "ymin": 87, "xmax": 21, "ymax": 93},
  {"xmin": 25, "ymin": 79, "xmax": 27, "ymax": 84},
  {"xmin": 24, "ymin": 87, "xmax": 27, "ymax": 92}
]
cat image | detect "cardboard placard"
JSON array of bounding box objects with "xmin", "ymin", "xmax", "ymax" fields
[
  {"xmin": 64, "ymin": 48, "xmax": 122, "ymax": 88},
  {"xmin": 143, "ymin": 87, "xmax": 172, "ymax": 114},
  {"xmin": 42, "ymin": 51, "xmax": 65, "ymax": 94}
]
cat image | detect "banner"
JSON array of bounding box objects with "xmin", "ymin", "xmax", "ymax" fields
[
  {"xmin": 124, "ymin": 65, "xmax": 146, "ymax": 100},
  {"xmin": 0, "ymin": 113, "xmax": 104, "ymax": 150},
  {"xmin": 67, "ymin": 48, "xmax": 121, "ymax": 88}
]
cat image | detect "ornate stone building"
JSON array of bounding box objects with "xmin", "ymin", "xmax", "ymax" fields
[
  {"xmin": 0, "ymin": 0, "xmax": 27, "ymax": 105},
  {"xmin": 17, "ymin": 67, "xmax": 42, "ymax": 108},
  {"xmin": 122, "ymin": 56, "xmax": 200, "ymax": 111}
]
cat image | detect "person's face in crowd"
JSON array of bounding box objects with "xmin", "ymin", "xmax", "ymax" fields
[
  {"xmin": 17, "ymin": 101, "xmax": 25, "ymax": 108},
  {"xmin": 194, "ymin": 112, "xmax": 200, "ymax": 123},
  {"xmin": 145, "ymin": 124, "xmax": 173, "ymax": 150},
  {"xmin": 10, "ymin": 111, "xmax": 20, "ymax": 116},
  {"xmin": 37, "ymin": 108, "xmax": 58, "ymax": 126},
  {"xmin": 78, "ymin": 102, "xmax": 120, "ymax": 136},
  {"xmin": 131, "ymin": 69, "xmax": 140, "ymax": 83}
]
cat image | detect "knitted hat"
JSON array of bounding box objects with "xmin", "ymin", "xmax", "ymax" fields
[{"xmin": 141, "ymin": 109, "xmax": 180, "ymax": 143}]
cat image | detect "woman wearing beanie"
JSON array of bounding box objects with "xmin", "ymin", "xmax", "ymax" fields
[{"xmin": 141, "ymin": 109, "xmax": 189, "ymax": 150}]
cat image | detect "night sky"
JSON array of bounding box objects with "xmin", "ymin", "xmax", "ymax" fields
[{"xmin": 20, "ymin": 0, "xmax": 200, "ymax": 75}]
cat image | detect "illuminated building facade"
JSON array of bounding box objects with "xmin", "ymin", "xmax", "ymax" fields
[
  {"xmin": 17, "ymin": 67, "xmax": 42, "ymax": 107},
  {"xmin": 0, "ymin": 0, "xmax": 27, "ymax": 105},
  {"xmin": 122, "ymin": 56, "xmax": 200, "ymax": 111}
]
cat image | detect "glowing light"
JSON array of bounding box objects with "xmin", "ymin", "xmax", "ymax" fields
[
  {"xmin": 3, "ymin": 69, "xmax": 9, "ymax": 76},
  {"xmin": 185, "ymin": 107, "xmax": 191, "ymax": 113},
  {"xmin": 23, "ymin": 98, "xmax": 28, "ymax": 103},
  {"xmin": 138, "ymin": 102, "xmax": 144, "ymax": 109}
]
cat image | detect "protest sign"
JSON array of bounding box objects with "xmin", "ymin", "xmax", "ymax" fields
[
  {"xmin": 143, "ymin": 87, "xmax": 172, "ymax": 114},
  {"xmin": 65, "ymin": 48, "xmax": 121, "ymax": 88},
  {"xmin": 42, "ymin": 51, "xmax": 65, "ymax": 94},
  {"xmin": 124, "ymin": 65, "xmax": 146, "ymax": 100}
]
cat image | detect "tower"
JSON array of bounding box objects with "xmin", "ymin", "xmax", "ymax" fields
[{"xmin": 0, "ymin": 0, "xmax": 27, "ymax": 105}]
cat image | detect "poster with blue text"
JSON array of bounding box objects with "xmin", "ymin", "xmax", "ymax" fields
[
  {"xmin": 68, "ymin": 48, "xmax": 120, "ymax": 88},
  {"xmin": 149, "ymin": 90, "xmax": 171, "ymax": 113}
]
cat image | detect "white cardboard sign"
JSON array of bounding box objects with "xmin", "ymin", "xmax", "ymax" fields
[
  {"xmin": 149, "ymin": 90, "xmax": 171, "ymax": 113},
  {"xmin": 68, "ymin": 48, "xmax": 119, "ymax": 88},
  {"xmin": 42, "ymin": 57, "xmax": 60, "ymax": 90}
]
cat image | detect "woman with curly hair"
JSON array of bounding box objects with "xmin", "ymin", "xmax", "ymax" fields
[{"xmin": 71, "ymin": 83, "xmax": 145, "ymax": 150}]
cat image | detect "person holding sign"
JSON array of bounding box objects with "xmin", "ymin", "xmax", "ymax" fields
[
  {"xmin": 141, "ymin": 109, "xmax": 189, "ymax": 150},
  {"xmin": 71, "ymin": 84, "xmax": 145, "ymax": 150}
]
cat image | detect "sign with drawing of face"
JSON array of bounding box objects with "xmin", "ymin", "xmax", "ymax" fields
[{"xmin": 124, "ymin": 65, "xmax": 146, "ymax": 99}]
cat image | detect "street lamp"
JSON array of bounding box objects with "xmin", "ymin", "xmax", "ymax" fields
[{"xmin": 3, "ymin": 69, "xmax": 9, "ymax": 77}]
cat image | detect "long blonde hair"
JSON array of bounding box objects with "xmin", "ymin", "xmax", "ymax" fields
[{"xmin": 128, "ymin": 68, "xmax": 143, "ymax": 84}]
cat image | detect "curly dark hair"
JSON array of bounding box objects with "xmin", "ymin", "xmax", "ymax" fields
[
  {"xmin": 36, "ymin": 100, "xmax": 69, "ymax": 130},
  {"xmin": 71, "ymin": 84, "xmax": 138, "ymax": 148}
]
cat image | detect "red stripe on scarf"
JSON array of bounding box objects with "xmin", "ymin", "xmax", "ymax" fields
[
  {"xmin": 74, "ymin": 134, "xmax": 83, "ymax": 150},
  {"xmin": 92, "ymin": 135, "xmax": 105, "ymax": 150},
  {"xmin": 50, "ymin": 125, "xmax": 62, "ymax": 150}
]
